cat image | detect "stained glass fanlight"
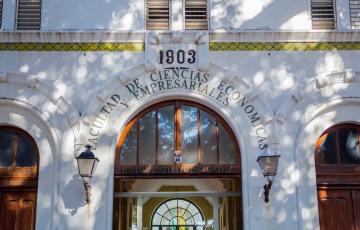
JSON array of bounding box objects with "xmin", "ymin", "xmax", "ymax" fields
[{"xmin": 151, "ymin": 198, "xmax": 205, "ymax": 229}]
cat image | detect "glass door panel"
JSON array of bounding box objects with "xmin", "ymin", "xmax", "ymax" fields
[{"xmin": 113, "ymin": 178, "xmax": 242, "ymax": 230}]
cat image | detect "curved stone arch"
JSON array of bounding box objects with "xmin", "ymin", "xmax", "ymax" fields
[
  {"xmin": 80, "ymin": 62, "xmax": 274, "ymax": 230},
  {"xmin": 276, "ymin": 70, "xmax": 360, "ymax": 124},
  {"xmin": 81, "ymin": 62, "xmax": 273, "ymax": 140},
  {"xmin": 274, "ymin": 71, "xmax": 360, "ymax": 230},
  {"xmin": 0, "ymin": 72, "xmax": 80, "ymax": 136},
  {"xmin": 0, "ymin": 72, "xmax": 81, "ymax": 229}
]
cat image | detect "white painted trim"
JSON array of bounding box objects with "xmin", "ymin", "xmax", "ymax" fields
[
  {"xmin": 336, "ymin": 0, "xmax": 351, "ymax": 29},
  {"xmin": 2, "ymin": 0, "xmax": 16, "ymax": 30}
]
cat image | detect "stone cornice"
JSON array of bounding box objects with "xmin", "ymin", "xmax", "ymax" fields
[
  {"xmin": 0, "ymin": 31, "xmax": 146, "ymax": 43},
  {"xmin": 1, "ymin": 31, "xmax": 360, "ymax": 51},
  {"xmin": 1, "ymin": 30, "xmax": 360, "ymax": 43}
]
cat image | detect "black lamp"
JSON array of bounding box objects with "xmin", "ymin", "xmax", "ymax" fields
[
  {"xmin": 76, "ymin": 144, "xmax": 99, "ymax": 204},
  {"xmin": 257, "ymin": 144, "xmax": 280, "ymax": 203}
]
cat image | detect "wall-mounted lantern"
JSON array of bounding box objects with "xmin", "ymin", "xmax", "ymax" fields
[
  {"xmin": 76, "ymin": 144, "xmax": 99, "ymax": 204},
  {"xmin": 257, "ymin": 144, "xmax": 280, "ymax": 203}
]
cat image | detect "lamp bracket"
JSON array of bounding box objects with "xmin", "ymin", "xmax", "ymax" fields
[
  {"xmin": 264, "ymin": 177, "xmax": 273, "ymax": 203},
  {"xmin": 83, "ymin": 180, "xmax": 92, "ymax": 204}
]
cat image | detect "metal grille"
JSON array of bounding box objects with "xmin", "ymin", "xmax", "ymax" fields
[
  {"xmin": 350, "ymin": 0, "xmax": 360, "ymax": 29},
  {"xmin": 16, "ymin": 0, "xmax": 42, "ymax": 30},
  {"xmin": 146, "ymin": 0, "xmax": 170, "ymax": 30},
  {"xmin": 185, "ymin": 0, "xmax": 208, "ymax": 30},
  {"xmin": 311, "ymin": 0, "xmax": 335, "ymax": 29}
]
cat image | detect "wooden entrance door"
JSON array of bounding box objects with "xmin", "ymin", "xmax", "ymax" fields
[
  {"xmin": 317, "ymin": 188, "xmax": 360, "ymax": 230},
  {"xmin": 315, "ymin": 124, "xmax": 360, "ymax": 230},
  {"xmin": 0, "ymin": 126, "xmax": 39, "ymax": 230},
  {"xmin": 0, "ymin": 191, "xmax": 37, "ymax": 230}
]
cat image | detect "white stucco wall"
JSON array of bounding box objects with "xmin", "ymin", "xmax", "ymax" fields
[
  {"xmin": 0, "ymin": 0, "xmax": 353, "ymax": 30},
  {"xmin": 41, "ymin": 0, "xmax": 145, "ymax": 30},
  {"xmin": 210, "ymin": 0, "xmax": 311, "ymax": 30},
  {"xmin": 0, "ymin": 72, "xmax": 81, "ymax": 229},
  {"xmin": 0, "ymin": 48, "xmax": 358, "ymax": 112},
  {"xmin": 1, "ymin": 31, "xmax": 360, "ymax": 230}
]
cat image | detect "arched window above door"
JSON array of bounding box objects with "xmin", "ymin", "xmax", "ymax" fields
[
  {"xmin": 315, "ymin": 123, "xmax": 360, "ymax": 179},
  {"xmin": 0, "ymin": 126, "xmax": 39, "ymax": 186},
  {"xmin": 115, "ymin": 100, "xmax": 240, "ymax": 176}
]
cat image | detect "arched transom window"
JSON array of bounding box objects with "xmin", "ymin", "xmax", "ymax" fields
[
  {"xmin": 151, "ymin": 198, "xmax": 205, "ymax": 229},
  {"xmin": 0, "ymin": 126, "xmax": 39, "ymax": 179},
  {"xmin": 115, "ymin": 101, "xmax": 240, "ymax": 176},
  {"xmin": 316, "ymin": 123, "xmax": 360, "ymax": 167}
]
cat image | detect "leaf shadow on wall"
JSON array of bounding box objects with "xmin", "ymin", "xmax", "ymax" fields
[{"xmin": 61, "ymin": 174, "xmax": 88, "ymax": 215}]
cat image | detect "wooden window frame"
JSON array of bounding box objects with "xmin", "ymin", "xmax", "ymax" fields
[
  {"xmin": 0, "ymin": 126, "xmax": 39, "ymax": 187},
  {"xmin": 315, "ymin": 123, "xmax": 360, "ymax": 185},
  {"xmin": 115, "ymin": 100, "xmax": 240, "ymax": 177}
]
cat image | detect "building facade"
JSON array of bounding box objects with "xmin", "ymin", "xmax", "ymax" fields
[{"xmin": 0, "ymin": 0, "xmax": 360, "ymax": 229}]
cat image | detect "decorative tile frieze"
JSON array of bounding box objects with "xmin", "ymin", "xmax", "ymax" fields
[
  {"xmin": 1, "ymin": 41, "xmax": 360, "ymax": 51},
  {"xmin": 0, "ymin": 42, "xmax": 144, "ymax": 51},
  {"xmin": 209, "ymin": 42, "xmax": 360, "ymax": 51}
]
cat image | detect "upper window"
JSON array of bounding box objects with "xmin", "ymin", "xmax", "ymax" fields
[
  {"xmin": 0, "ymin": 0, "xmax": 3, "ymax": 29},
  {"xmin": 16, "ymin": 0, "xmax": 42, "ymax": 30},
  {"xmin": 146, "ymin": 0, "xmax": 170, "ymax": 30},
  {"xmin": 146, "ymin": 0, "xmax": 208, "ymax": 30},
  {"xmin": 184, "ymin": 0, "xmax": 208, "ymax": 30},
  {"xmin": 310, "ymin": 0, "xmax": 336, "ymax": 29},
  {"xmin": 115, "ymin": 100, "xmax": 240, "ymax": 175},
  {"xmin": 0, "ymin": 126, "xmax": 38, "ymax": 172},
  {"xmin": 350, "ymin": 1, "xmax": 360, "ymax": 29},
  {"xmin": 315, "ymin": 124, "xmax": 360, "ymax": 168},
  {"xmin": 151, "ymin": 198, "xmax": 205, "ymax": 228}
]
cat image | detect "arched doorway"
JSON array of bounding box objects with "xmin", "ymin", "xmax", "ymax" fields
[
  {"xmin": 113, "ymin": 100, "xmax": 242, "ymax": 230},
  {"xmin": 315, "ymin": 123, "xmax": 360, "ymax": 229},
  {"xmin": 0, "ymin": 126, "xmax": 39, "ymax": 230}
]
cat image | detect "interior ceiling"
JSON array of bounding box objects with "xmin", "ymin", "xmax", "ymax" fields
[{"xmin": 130, "ymin": 178, "xmax": 227, "ymax": 192}]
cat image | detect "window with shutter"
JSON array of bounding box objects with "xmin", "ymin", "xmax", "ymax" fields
[
  {"xmin": 0, "ymin": 0, "xmax": 3, "ymax": 29},
  {"xmin": 16, "ymin": 0, "xmax": 42, "ymax": 30},
  {"xmin": 350, "ymin": 0, "xmax": 360, "ymax": 29},
  {"xmin": 185, "ymin": 0, "xmax": 208, "ymax": 30},
  {"xmin": 146, "ymin": 0, "xmax": 170, "ymax": 30},
  {"xmin": 311, "ymin": 0, "xmax": 336, "ymax": 29}
]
